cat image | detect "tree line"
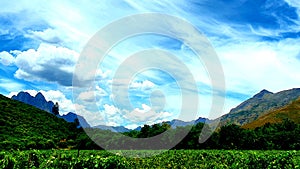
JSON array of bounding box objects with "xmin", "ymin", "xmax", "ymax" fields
[
  {"xmin": 75, "ymin": 119, "xmax": 300, "ymax": 150},
  {"xmin": 2, "ymin": 119, "xmax": 300, "ymax": 150}
]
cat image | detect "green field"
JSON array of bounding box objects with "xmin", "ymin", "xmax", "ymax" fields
[{"xmin": 1, "ymin": 150, "xmax": 299, "ymax": 169}]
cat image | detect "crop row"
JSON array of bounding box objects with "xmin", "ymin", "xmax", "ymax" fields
[{"xmin": 1, "ymin": 150, "xmax": 299, "ymax": 168}]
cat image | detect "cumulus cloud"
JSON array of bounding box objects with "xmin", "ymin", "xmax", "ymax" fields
[
  {"xmin": 103, "ymin": 104, "xmax": 121, "ymax": 116},
  {"xmin": 0, "ymin": 51, "xmax": 15, "ymax": 66},
  {"xmin": 14, "ymin": 43, "xmax": 79, "ymax": 86}
]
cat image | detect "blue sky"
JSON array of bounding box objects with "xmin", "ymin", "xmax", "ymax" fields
[{"xmin": 1, "ymin": 0, "xmax": 300, "ymax": 128}]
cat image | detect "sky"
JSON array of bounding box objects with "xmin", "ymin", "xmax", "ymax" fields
[{"xmin": 1, "ymin": 0, "xmax": 300, "ymax": 129}]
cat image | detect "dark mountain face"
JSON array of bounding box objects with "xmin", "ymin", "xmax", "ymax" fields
[
  {"xmin": 59, "ymin": 112, "xmax": 90, "ymax": 128},
  {"xmin": 60, "ymin": 112, "xmax": 77, "ymax": 123},
  {"xmin": 220, "ymin": 88, "xmax": 300, "ymax": 125},
  {"xmin": 12, "ymin": 91, "xmax": 54, "ymax": 113}
]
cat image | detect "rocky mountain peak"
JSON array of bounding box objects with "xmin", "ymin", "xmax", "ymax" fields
[
  {"xmin": 12, "ymin": 91, "xmax": 54, "ymax": 113},
  {"xmin": 253, "ymin": 89, "xmax": 273, "ymax": 99},
  {"xmin": 35, "ymin": 92, "xmax": 46, "ymax": 100}
]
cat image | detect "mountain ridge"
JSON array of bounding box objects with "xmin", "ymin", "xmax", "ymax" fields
[
  {"xmin": 9, "ymin": 88, "xmax": 300, "ymax": 132},
  {"xmin": 242, "ymin": 96, "xmax": 300, "ymax": 129},
  {"xmin": 219, "ymin": 88, "xmax": 300, "ymax": 126}
]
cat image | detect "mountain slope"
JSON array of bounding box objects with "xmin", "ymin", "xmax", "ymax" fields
[
  {"xmin": 0, "ymin": 94, "xmax": 78, "ymax": 149},
  {"xmin": 220, "ymin": 88, "xmax": 300, "ymax": 125},
  {"xmin": 242, "ymin": 97, "xmax": 300, "ymax": 129}
]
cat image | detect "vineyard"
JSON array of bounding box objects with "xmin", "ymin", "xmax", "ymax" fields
[{"xmin": 1, "ymin": 150, "xmax": 299, "ymax": 168}]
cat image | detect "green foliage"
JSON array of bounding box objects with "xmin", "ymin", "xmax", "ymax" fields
[
  {"xmin": 0, "ymin": 94, "xmax": 89, "ymax": 150},
  {"xmin": 0, "ymin": 150, "xmax": 299, "ymax": 168}
]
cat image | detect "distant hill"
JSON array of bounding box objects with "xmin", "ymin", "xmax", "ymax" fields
[
  {"xmin": 0, "ymin": 94, "xmax": 79, "ymax": 149},
  {"xmin": 219, "ymin": 88, "xmax": 300, "ymax": 126},
  {"xmin": 94, "ymin": 125, "xmax": 132, "ymax": 133},
  {"xmin": 164, "ymin": 117, "xmax": 209, "ymax": 129},
  {"xmin": 242, "ymin": 97, "xmax": 300, "ymax": 129},
  {"xmin": 59, "ymin": 112, "xmax": 90, "ymax": 128},
  {"xmin": 93, "ymin": 117, "xmax": 210, "ymax": 132}
]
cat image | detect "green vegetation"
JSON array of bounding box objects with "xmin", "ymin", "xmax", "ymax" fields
[
  {"xmin": 1, "ymin": 150, "xmax": 299, "ymax": 168},
  {"xmin": 63, "ymin": 119, "xmax": 300, "ymax": 150},
  {"xmin": 0, "ymin": 94, "xmax": 97, "ymax": 150}
]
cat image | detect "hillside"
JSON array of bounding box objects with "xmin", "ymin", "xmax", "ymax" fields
[
  {"xmin": 219, "ymin": 88, "xmax": 300, "ymax": 125},
  {"xmin": 0, "ymin": 94, "xmax": 79, "ymax": 150},
  {"xmin": 11, "ymin": 91, "xmax": 90, "ymax": 127},
  {"xmin": 242, "ymin": 97, "xmax": 300, "ymax": 129}
]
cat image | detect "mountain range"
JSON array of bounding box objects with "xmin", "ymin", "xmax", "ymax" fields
[
  {"xmin": 1, "ymin": 89, "xmax": 300, "ymax": 150},
  {"xmin": 9, "ymin": 88, "xmax": 300, "ymax": 132}
]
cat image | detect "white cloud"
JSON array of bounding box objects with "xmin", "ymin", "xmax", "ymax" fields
[
  {"xmin": 124, "ymin": 104, "xmax": 172, "ymax": 123},
  {"xmin": 14, "ymin": 43, "xmax": 79, "ymax": 86},
  {"xmin": 285, "ymin": 0, "xmax": 300, "ymax": 14},
  {"xmin": 0, "ymin": 51, "xmax": 15, "ymax": 66},
  {"xmin": 0, "ymin": 79, "xmax": 24, "ymax": 92},
  {"xmin": 0, "ymin": 29, "xmax": 9, "ymax": 35},
  {"xmin": 27, "ymin": 28, "xmax": 62, "ymax": 44},
  {"xmin": 77, "ymin": 86, "xmax": 108, "ymax": 102},
  {"xmin": 78, "ymin": 91, "xmax": 95, "ymax": 102},
  {"xmin": 130, "ymin": 80, "xmax": 155, "ymax": 90},
  {"xmin": 103, "ymin": 104, "xmax": 121, "ymax": 116},
  {"xmin": 216, "ymin": 38, "xmax": 300, "ymax": 95},
  {"xmin": 74, "ymin": 103, "xmax": 105, "ymax": 127}
]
